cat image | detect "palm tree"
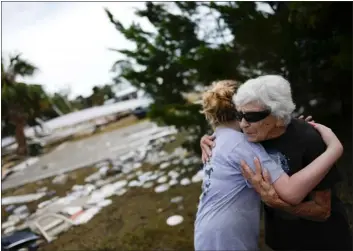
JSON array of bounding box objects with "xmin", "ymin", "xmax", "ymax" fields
[{"xmin": 1, "ymin": 54, "xmax": 43, "ymax": 155}]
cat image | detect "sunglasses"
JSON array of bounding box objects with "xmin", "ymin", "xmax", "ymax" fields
[{"xmin": 235, "ymin": 110, "xmax": 271, "ymax": 123}]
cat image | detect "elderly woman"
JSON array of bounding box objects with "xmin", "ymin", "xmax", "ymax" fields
[
  {"xmin": 195, "ymin": 79, "xmax": 346, "ymax": 251},
  {"xmin": 200, "ymin": 75, "xmax": 352, "ymax": 251}
]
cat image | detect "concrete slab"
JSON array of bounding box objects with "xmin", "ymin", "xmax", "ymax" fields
[{"xmin": 2, "ymin": 121, "xmax": 156, "ymax": 190}]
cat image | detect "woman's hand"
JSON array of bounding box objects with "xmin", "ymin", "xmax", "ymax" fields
[
  {"xmin": 200, "ymin": 134, "xmax": 215, "ymax": 163},
  {"xmin": 240, "ymin": 158, "xmax": 286, "ymax": 207},
  {"xmin": 309, "ymin": 122, "xmax": 343, "ymax": 154}
]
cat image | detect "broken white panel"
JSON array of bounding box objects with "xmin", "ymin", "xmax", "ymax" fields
[
  {"xmin": 170, "ymin": 196, "xmax": 183, "ymax": 204},
  {"xmin": 182, "ymin": 159, "xmax": 192, "ymax": 166},
  {"xmin": 52, "ymin": 174, "xmax": 68, "ymax": 185},
  {"xmin": 13, "ymin": 205, "xmax": 29, "ymax": 215},
  {"xmin": 159, "ymin": 162, "xmax": 171, "ymax": 170},
  {"xmin": 166, "ymin": 215, "xmax": 184, "ymax": 226},
  {"xmin": 37, "ymin": 187, "xmax": 48, "ymax": 193},
  {"xmin": 180, "ymin": 178, "xmax": 191, "ymax": 186},
  {"xmin": 18, "ymin": 213, "xmax": 30, "ymax": 220},
  {"xmin": 154, "ymin": 184, "xmax": 170, "ymax": 193},
  {"xmin": 168, "ymin": 170, "xmax": 179, "ymax": 179},
  {"xmin": 172, "ymin": 159, "xmax": 181, "ymax": 165},
  {"xmin": 192, "ymin": 170, "xmax": 204, "ymax": 183},
  {"xmin": 133, "ymin": 162, "xmax": 143, "ymax": 169},
  {"xmin": 2, "ymin": 220, "xmax": 16, "ymax": 229},
  {"xmin": 84, "ymin": 172, "xmax": 101, "ymax": 183},
  {"xmin": 88, "ymin": 180, "xmax": 127, "ymax": 204},
  {"xmin": 8, "ymin": 215, "xmax": 21, "ymax": 223},
  {"xmin": 38, "ymin": 200, "xmax": 54, "ymax": 209},
  {"xmin": 61, "ymin": 206, "xmax": 83, "ymax": 216},
  {"xmin": 99, "ymin": 166, "xmax": 109, "ymax": 175},
  {"xmin": 169, "ymin": 179, "xmax": 178, "ymax": 186},
  {"xmin": 115, "ymin": 188, "xmax": 127, "ymax": 196},
  {"xmin": 126, "ymin": 173, "xmax": 136, "ymax": 180},
  {"xmin": 2, "ymin": 193, "xmax": 46, "ymax": 205},
  {"xmin": 73, "ymin": 207, "xmax": 101, "ymax": 225},
  {"xmin": 142, "ymin": 182, "xmax": 154, "ymax": 189},
  {"xmin": 4, "ymin": 226, "xmax": 15, "ymax": 234},
  {"xmin": 96, "ymin": 199, "xmax": 112, "ymax": 208},
  {"xmin": 157, "ymin": 176, "xmax": 168, "ymax": 184},
  {"xmin": 128, "ymin": 180, "xmax": 142, "ymax": 187}
]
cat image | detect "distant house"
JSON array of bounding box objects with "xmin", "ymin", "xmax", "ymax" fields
[{"xmin": 104, "ymin": 86, "xmax": 139, "ymax": 105}]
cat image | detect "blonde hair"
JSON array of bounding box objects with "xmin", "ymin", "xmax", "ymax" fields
[{"xmin": 202, "ymin": 80, "xmax": 239, "ymax": 127}]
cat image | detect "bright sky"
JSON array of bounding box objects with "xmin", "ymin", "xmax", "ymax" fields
[
  {"xmin": 2, "ymin": 2, "xmax": 272, "ymax": 99},
  {"xmin": 2, "ymin": 2, "xmax": 154, "ymax": 99}
]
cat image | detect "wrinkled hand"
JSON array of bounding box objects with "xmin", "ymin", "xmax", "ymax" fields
[
  {"xmin": 298, "ymin": 115, "xmax": 315, "ymax": 123},
  {"xmin": 200, "ymin": 134, "xmax": 215, "ymax": 163},
  {"xmin": 240, "ymin": 158, "xmax": 281, "ymax": 207}
]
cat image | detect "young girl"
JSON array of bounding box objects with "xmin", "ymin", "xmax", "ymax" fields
[{"xmin": 194, "ymin": 80, "xmax": 343, "ymax": 251}]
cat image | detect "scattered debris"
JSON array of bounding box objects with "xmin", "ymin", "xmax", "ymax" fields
[
  {"xmin": 166, "ymin": 215, "xmax": 184, "ymax": 226},
  {"xmin": 154, "ymin": 184, "xmax": 170, "ymax": 193},
  {"xmin": 170, "ymin": 196, "xmax": 183, "ymax": 204},
  {"xmin": 5, "ymin": 205, "xmax": 16, "ymax": 213},
  {"xmin": 1, "ymin": 125, "xmax": 204, "ymax": 245},
  {"xmin": 168, "ymin": 179, "xmax": 178, "ymax": 186},
  {"xmin": 52, "ymin": 174, "xmax": 68, "ymax": 185},
  {"xmin": 115, "ymin": 188, "xmax": 127, "ymax": 196},
  {"xmin": 159, "ymin": 162, "xmax": 170, "ymax": 169},
  {"xmin": 73, "ymin": 207, "xmax": 101, "ymax": 225},
  {"xmin": 191, "ymin": 170, "xmax": 203, "ymax": 183},
  {"xmin": 142, "ymin": 182, "xmax": 154, "ymax": 189},
  {"xmin": 37, "ymin": 187, "xmax": 48, "ymax": 193},
  {"xmin": 96, "ymin": 199, "xmax": 112, "ymax": 208},
  {"xmin": 61, "ymin": 206, "xmax": 83, "ymax": 216},
  {"xmin": 157, "ymin": 176, "xmax": 168, "ymax": 184},
  {"xmin": 2, "ymin": 193, "xmax": 46, "ymax": 205},
  {"xmin": 180, "ymin": 178, "xmax": 191, "ymax": 186}
]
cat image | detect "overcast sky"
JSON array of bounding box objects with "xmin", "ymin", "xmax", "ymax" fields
[
  {"xmin": 2, "ymin": 2, "xmax": 272, "ymax": 99},
  {"xmin": 2, "ymin": 2, "xmax": 154, "ymax": 98}
]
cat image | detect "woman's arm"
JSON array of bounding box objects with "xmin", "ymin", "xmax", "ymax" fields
[
  {"xmin": 246, "ymin": 168, "xmax": 331, "ymax": 221},
  {"xmin": 241, "ymin": 123, "xmax": 343, "ymax": 205}
]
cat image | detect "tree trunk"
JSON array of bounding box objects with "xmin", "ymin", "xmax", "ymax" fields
[
  {"xmin": 14, "ymin": 120, "xmax": 27, "ymax": 156},
  {"xmin": 9, "ymin": 107, "xmax": 28, "ymax": 156}
]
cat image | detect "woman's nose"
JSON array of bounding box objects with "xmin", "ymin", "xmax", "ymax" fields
[{"xmin": 240, "ymin": 118, "xmax": 249, "ymax": 128}]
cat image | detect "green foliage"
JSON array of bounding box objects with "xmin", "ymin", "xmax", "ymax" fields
[
  {"xmin": 106, "ymin": 2, "xmax": 351, "ymax": 154},
  {"xmin": 1, "ymin": 55, "xmax": 52, "ymax": 138}
]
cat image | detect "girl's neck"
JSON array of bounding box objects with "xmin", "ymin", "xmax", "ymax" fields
[{"xmin": 217, "ymin": 121, "xmax": 241, "ymax": 132}]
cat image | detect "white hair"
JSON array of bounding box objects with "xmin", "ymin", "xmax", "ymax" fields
[{"xmin": 233, "ymin": 75, "xmax": 296, "ymax": 125}]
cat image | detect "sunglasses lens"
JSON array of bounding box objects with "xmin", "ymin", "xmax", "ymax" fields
[{"xmin": 237, "ymin": 111, "xmax": 270, "ymax": 123}]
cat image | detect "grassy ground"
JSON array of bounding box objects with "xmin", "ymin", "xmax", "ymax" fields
[
  {"xmin": 3, "ymin": 121, "xmax": 352, "ymax": 250},
  {"xmin": 40, "ymin": 182, "xmax": 201, "ymax": 251}
]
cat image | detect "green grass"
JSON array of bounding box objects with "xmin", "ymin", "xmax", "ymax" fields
[
  {"xmin": 3, "ymin": 129, "xmax": 351, "ymax": 250},
  {"xmin": 39, "ymin": 167, "xmax": 202, "ymax": 251},
  {"xmin": 162, "ymin": 131, "xmax": 188, "ymax": 154}
]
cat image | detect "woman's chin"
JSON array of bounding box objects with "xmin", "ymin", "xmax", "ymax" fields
[{"xmin": 246, "ymin": 134, "xmax": 258, "ymax": 142}]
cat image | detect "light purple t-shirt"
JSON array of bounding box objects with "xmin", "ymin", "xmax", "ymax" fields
[{"xmin": 194, "ymin": 127, "xmax": 284, "ymax": 251}]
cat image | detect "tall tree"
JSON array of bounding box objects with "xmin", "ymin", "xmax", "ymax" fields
[
  {"xmin": 2, "ymin": 54, "xmax": 50, "ymax": 155},
  {"xmin": 106, "ymin": 2, "xmax": 352, "ymax": 152}
]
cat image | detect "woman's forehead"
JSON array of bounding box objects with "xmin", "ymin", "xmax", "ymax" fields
[{"xmin": 236, "ymin": 102, "xmax": 264, "ymax": 112}]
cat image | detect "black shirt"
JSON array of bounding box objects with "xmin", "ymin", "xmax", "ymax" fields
[{"xmin": 261, "ymin": 119, "xmax": 351, "ymax": 251}]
